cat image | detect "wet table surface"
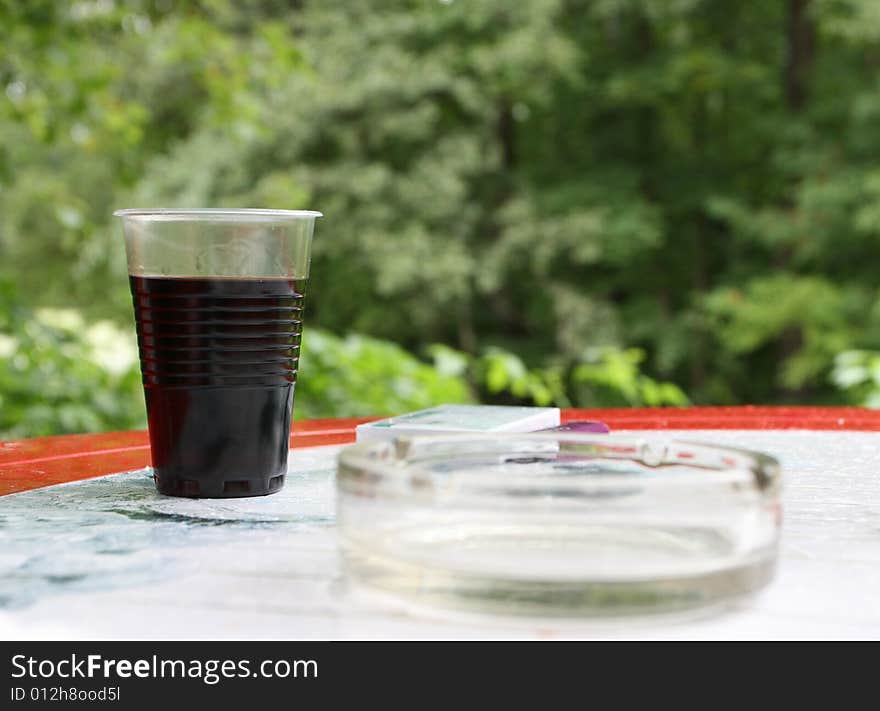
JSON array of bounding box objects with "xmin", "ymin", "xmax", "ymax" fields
[{"xmin": 1, "ymin": 408, "xmax": 879, "ymax": 640}]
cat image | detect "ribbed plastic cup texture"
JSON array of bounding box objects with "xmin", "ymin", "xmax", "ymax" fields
[{"xmin": 116, "ymin": 209, "xmax": 320, "ymax": 498}]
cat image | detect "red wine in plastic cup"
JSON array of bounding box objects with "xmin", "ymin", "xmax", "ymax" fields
[{"xmin": 116, "ymin": 209, "xmax": 321, "ymax": 498}]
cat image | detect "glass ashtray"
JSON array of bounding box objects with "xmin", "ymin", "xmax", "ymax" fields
[{"xmin": 336, "ymin": 433, "xmax": 782, "ymax": 617}]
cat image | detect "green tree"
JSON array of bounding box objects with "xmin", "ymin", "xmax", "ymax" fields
[{"xmin": 5, "ymin": 0, "xmax": 880, "ymax": 438}]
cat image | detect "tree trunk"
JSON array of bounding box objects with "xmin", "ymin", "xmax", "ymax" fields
[
  {"xmin": 497, "ymin": 100, "xmax": 516, "ymax": 172},
  {"xmin": 778, "ymin": 0, "xmax": 815, "ymax": 396},
  {"xmin": 784, "ymin": 0, "xmax": 815, "ymax": 111}
]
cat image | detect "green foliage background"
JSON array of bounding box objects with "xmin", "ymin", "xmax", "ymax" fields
[{"xmin": 3, "ymin": 0, "xmax": 879, "ymax": 438}]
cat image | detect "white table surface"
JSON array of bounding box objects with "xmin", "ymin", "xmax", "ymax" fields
[{"xmin": 1, "ymin": 430, "xmax": 878, "ymax": 640}]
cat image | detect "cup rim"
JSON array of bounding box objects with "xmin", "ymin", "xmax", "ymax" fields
[{"xmin": 113, "ymin": 208, "xmax": 322, "ymax": 221}]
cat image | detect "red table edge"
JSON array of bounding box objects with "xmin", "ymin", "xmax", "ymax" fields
[{"xmin": 1, "ymin": 406, "xmax": 878, "ymax": 496}]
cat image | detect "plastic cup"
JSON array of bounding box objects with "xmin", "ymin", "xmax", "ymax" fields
[{"xmin": 115, "ymin": 208, "xmax": 321, "ymax": 498}]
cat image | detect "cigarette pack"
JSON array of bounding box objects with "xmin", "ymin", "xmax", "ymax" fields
[{"xmin": 355, "ymin": 404, "xmax": 561, "ymax": 442}]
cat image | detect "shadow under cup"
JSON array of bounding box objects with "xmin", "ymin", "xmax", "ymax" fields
[{"xmin": 115, "ymin": 209, "xmax": 321, "ymax": 498}]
